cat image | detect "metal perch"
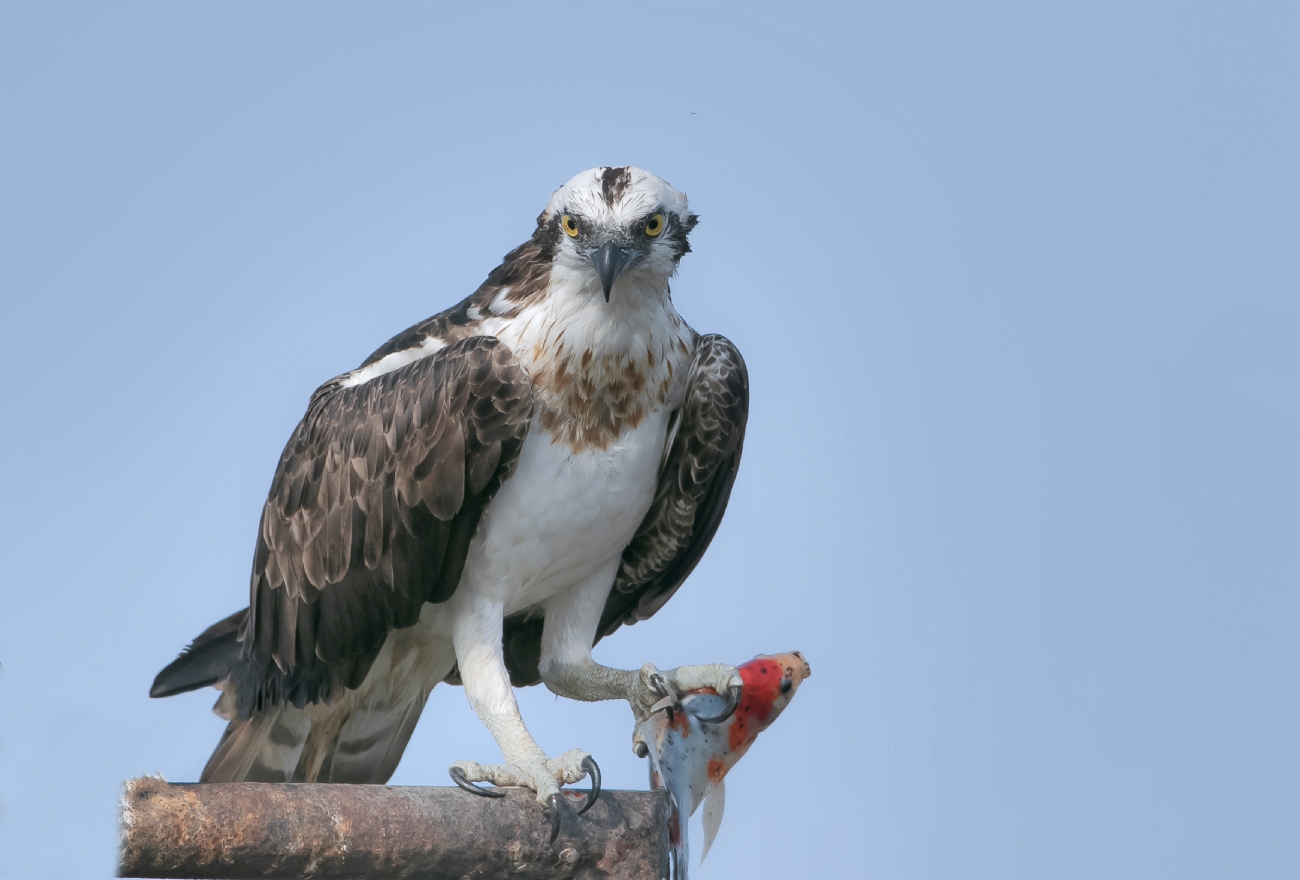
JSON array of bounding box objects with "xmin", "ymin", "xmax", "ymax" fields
[{"xmin": 118, "ymin": 776, "xmax": 670, "ymax": 880}]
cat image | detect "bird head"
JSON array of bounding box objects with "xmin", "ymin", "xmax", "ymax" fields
[{"xmin": 539, "ymin": 167, "xmax": 698, "ymax": 302}]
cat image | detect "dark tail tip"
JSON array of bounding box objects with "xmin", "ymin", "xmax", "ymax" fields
[{"xmin": 150, "ymin": 609, "xmax": 247, "ymax": 698}]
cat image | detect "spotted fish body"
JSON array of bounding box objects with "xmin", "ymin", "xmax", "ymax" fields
[{"xmin": 636, "ymin": 652, "xmax": 811, "ymax": 879}]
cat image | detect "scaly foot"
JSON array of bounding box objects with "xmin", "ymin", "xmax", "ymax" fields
[
  {"xmin": 628, "ymin": 662, "xmax": 743, "ymax": 723},
  {"xmin": 449, "ymin": 750, "xmax": 601, "ymax": 841}
]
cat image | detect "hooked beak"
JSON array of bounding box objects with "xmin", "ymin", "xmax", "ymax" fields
[{"xmin": 589, "ymin": 240, "xmax": 637, "ymax": 302}]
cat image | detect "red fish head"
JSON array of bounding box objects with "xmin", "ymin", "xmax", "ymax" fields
[{"xmin": 728, "ymin": 651, "xmax": 811, "ymax": 751}]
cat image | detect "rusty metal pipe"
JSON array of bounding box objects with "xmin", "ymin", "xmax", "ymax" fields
[{"xmin": 118, "ymin": 777, "xmax": 669, "ymax": 880}]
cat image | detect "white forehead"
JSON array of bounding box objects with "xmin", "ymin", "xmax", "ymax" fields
[{"xmin": 544, "ymin": 167, "xmax": 690, "ymax": 223}]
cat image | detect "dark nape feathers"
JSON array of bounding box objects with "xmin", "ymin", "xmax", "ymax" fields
[{"xmin": 358, "ymin": 225, "xmax": 558, "ymax": 368}]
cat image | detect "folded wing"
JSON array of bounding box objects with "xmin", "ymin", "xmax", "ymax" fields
[
  {"xmin": 153, "ymin": 336, "xmax": 533, "ymax": 716},
  {"xmin": 598, "ymin": 334, "xmax": 749, "ymax": 637}
]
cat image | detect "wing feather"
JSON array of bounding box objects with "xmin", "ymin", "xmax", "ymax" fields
[
  {"xmin": 229, "ymin": 335, "xmax": 531, "ymax": 714},
  {"xmin": 597, "ymin": 334, "xmax": 748, "ymax": 639}
]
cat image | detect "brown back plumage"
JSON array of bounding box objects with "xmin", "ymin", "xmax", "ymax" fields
[{"xmin": 241, "ymin": 335, "xmax": 533, "ymax": 713}]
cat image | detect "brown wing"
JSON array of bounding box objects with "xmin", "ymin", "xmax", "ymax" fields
[
  {"xmin": 596, "ymin": 334, "xmax": 749, "ymax": 637},
  {"xmin": 233, "ymin": 335, "xmax": 531, "ymax": 713}
]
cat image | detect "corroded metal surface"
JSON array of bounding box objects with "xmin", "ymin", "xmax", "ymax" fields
[{"xmin": 118, "ymin": 777, "xmax": 670, "ymax": 879}]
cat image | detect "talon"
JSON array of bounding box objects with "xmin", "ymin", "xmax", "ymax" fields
[
  {"xmin": 449, "ymin": 766, "xmax": 506, "ymax": 798},
  {"xmin": 695, "ymin": 684, "xmax": 743, "ymax": 724},
  {"xmin": 645, "ymin": 670, "xmax": 684, "ymax": 723},
  {"xmin": 577, "ymin": 755, "xmax": 601, "ymax": 815},
  {"xmin": 544, "ymin": 792, "xmax": 573, "ymax": 844},
  {"xmin": 648, "ymin": 672, "xmax": 680, "ymax": 709},
  {"xmin": 649, "ymin": 693, "xmax": 679, "ymax": 715}
]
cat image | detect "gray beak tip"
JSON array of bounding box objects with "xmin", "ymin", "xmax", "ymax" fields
[{"xmin": 590, "ymin": 241, "xmax": 635, "ymax": 303}]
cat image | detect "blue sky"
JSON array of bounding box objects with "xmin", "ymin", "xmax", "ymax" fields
[{"xmin": 1, "ymin": 3, "xmax": 1296, "ymax": 878}]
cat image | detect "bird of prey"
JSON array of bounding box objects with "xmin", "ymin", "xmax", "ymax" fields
[{"xmin": 151, "ymin": 167, "xmax": 749, "ymax": 823}]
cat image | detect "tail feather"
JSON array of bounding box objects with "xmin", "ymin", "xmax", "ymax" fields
[
  {"xmin": 303, "ymin": 640, "xmax": 454, "ymax": 783},
  {"xmin": 150, "ymin": 609, "xmax": 247, "ymax": 698},
  {"xmin": 202, "ymin": 691, "xmax": 432, "ymax": 784},
  {"xmin": 161, "ymin": 613, "xmax": 450, "ymax": 784},
  {"xmin": 201, "ymin": 705, "xmax": 311, "ymax": 783},
  {"xmin": 197, "ymin": 659, "xmax": 446, "ymax": 783},
  {"xmin": 314, "ymin": 688, "xmax": 432, "ymax": 783}
]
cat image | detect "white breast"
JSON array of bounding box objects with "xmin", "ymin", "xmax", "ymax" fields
[
  {"xmin": 410, "ymin": 258, "xmax": 692, "ymax": 631},
  {"xmin": 456, "ymin": 407, "xmax": 671, "ymax": 615}
]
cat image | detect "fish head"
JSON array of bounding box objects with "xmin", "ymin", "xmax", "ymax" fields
[{"xmin": 733, "ymin": 651, "xmax": 811, "ymax": 736}]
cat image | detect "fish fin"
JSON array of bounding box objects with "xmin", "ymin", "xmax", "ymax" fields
[
  {"xmin": 700, "ymin": 779, "xmax": 725, "ymax": 863},
  {"xmin": 668, "ymin": 788, "xmax": 689, "ymax": 880}
]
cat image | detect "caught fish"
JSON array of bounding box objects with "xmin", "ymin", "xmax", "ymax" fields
[{"xmin": 635, "ymin": 651, "xmax": 811, "ymax": 878}]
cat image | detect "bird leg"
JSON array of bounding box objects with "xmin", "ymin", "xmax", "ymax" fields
[
  {"xmin": 541, "ymin": 661, "xmax": 744, "ymax": 725},
  {"xmin": 451, "ymin": 750, "xmax": 600, "ymax": 840},
  {"xmin": 449, "ymin": 597, "xmax": 599, "ymax": 820},
  {"xmin": 535, "ymin": 569, "xmax": 742, "ymax": 754}
]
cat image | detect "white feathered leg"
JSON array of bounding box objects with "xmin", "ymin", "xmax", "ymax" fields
[{"xmin": 448, "ymin": 590, "xmax": 594, "ymax": 809}]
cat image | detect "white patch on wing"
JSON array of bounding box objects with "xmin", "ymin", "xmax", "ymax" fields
[
  {"xmin": 338, "ymin": 336, "xmax": 447, "ymax": 388},
  {"xmin": 489, "ymin": 288, "xmax": 515, "ymax": 315}
]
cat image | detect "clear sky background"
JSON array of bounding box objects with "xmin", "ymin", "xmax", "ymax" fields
[{"xmin": 1, "ymin": 3, "xmax": 1296, "ymax": 878}]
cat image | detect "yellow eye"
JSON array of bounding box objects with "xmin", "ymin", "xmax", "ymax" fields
[
  {"xmin": 562, "ymin": 214, "xmax": 580, "ymax": 237},
  {"xmin": 644, "ymin": 213, "xmax": 665, "ymax": 237}
]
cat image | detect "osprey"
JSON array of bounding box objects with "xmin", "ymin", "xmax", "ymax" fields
[{"xmin": 152, "ymin": 167, "xmax": 749, "ymax": 825}]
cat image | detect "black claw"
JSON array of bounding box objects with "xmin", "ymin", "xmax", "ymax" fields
[
  {"xmin": 695, "ymin": 684, "xmax": 743, "ymax": 724},
  {"xmin": 647, "ymin": 672, "xmax": 684, "ymax": 721},
  {"xmin": 449, "ymin": 766, "xmax": 506, "ymax": 798},
  {"xmin": 545, "ymin": 792, "xmax": 573, "ymax": 844},
  {"xmin": 577, "ymin": 755, "xmax": 601, "ymax": 815}
]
